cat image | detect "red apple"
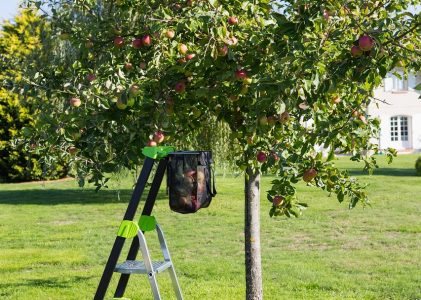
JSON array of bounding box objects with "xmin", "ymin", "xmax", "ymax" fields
[
  {"xmin": 178, "ymin": 43, "xmax": 188, "ymax": 54},
  {"xmin": 271, "ymin": 152, "xmax": 280, "ymax": 161},
  {"xmin": 359, "ymin": 115, "xmax": 367, "ymax": 124},
  {"xmin": 267, "ymin": 115, "xmax": 277, "ymax": 126},
  {"xmin": 323, "ymin": 9, "xmax": 330, "ymax": 20},
  {"xmin": 331, "ymin": 95, "xmax": 341, "ymax": 104},
  {"xmin": 142, "ymin": 35, "xmax": 152, "ymax": 46},
  {"xmin": 273, "ymin": 195, "xmax": 284, "ymax": 206},
  {"xmin": 279, "ymin": 111, "xmax": 290, "ymax": 124},
  {"xmin": 132, "ymin": 38, "xmax": 142, "ymax": 49},
  {"xmin": 351, "ymin": 45, "xmax": 363, "ymax": 57},
  {"xmin": 303, "ymin": 168, "xmax": 317, "ymax": 182},
  {"xmin": 68, "ymin": 146, "xmax": 78, "ymax": 156},
  {"xmin": 358, "ymin": 35, "xmax": 374, "ymax": 51},
  {"xmin": 175, "ymin": 81, "xmax": 186, "ymax": 93},
  {"xmin": 235, "ymin": 69, "xmax": 247, "ymax": 80},
  {"xmin": 178, "ymin": 57, "xmax": 187, "ymax": 64},
  {"xmin": 69, "ymin": 97, "xmax": 81, "ymax": 107},
  {"xmin": 85, "ymin": 40, "xmax": 94, "ymax": 48},
  {"xmin": 228, "ymin": 16, "xmax": 238, "ymax": 25},
  {"xmin": 218, "ymin": 45, "xmax": 229, "ymax": 56},
  {"xmin": 124, "ymin": 62, "xmax": 133, "ymax": 71},
  {"xmin": 184, "ymin": 170, "xmax": 197, "ymax": 178},
  {"xmin": 166, "ymin": 29, "xmax": 175, "ymax": 39},
  {"xmin": 185, "ymin": 53, "xmax": 196, "ymax": 61},
  {"xmin": 230, "ymin": 36, "xmax": 238, "ymax": 46},
  {"xmin": 129, "ymin": 84, "xmax": 140, "ymax": 96},
  {"xmin": 114, "ymin": 36, "xmax": 124, "ymax": 47},
  {"xmin": 147, "ymin": 140, "xmax": 157, "ymax": 147},
  {"xmin": 351, "ymin": 110, "xmax": 360, "ymax": 118},
  {"xmin": 256, "ymin": 151, "xmax": 267, "ymax": 163},
  {"xmin": 139, "ymin": 62, "xmax": 147, "ymax": 70},
  {"xmin": 229, "ymin": 95, "xmax": 239, "ymax": 102},
  {"xmin": 153, "ymin": 130, "xmax": 165, "ymax": 144},
  {"xmin": 86, "ymin": 74, "xmax": 96, "ymax": 82}
]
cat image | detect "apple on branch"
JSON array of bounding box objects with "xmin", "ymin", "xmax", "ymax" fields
[
  {"xmin": 114, "ymin": 36, "xmax": 124, "ymax": 47},
  {"xmin": 142, "ymin": 35, "xmax": 152, "ymax": 46},
  {"xmin": 175, "ymin": 81, "xmax": 186, "ymax": 93},
  {"xmin": 235, "ymin": 69, "xmax": 248, "ymax": 81},
  {"xmin": 256, "ymin": 151, "xmax": 267, "ymax": 163},
  {"xmin": 358, "ymin": 35, "xmax": 374, "ymax": 51},
  {"xmin": 218, "ymin": 45, "xmax": 229, "ymax": 56},
  {"xmin": 69, "ymin": 97, "xmax": 81, "ymax": 107},
  {"xmin": 132, "ymin": 38, "xmax": 142, "ymax": 49},
  {"xmin": 165, "ymin": 29, "xmax": 175, "ymax": 39},
  {"xmin": 153, "ymin": 131, "xmax": 165, "ymax": 144},
  {"xmin": 273, "ymin": 195, "xmax": 284, "ymax": 206},
  {"xmin": 178, "ymin": 43, "xmax": 188, "ymax": 54},
  {"xmin": 351, "ymin": 45, "xmax": 363, "ymax": 57},
  {"xmin": 147, "ymin": 140, "xmax": 157, "ymax": 147},
  {"xmin": 279, "ymin": 111, "xmax": 290, "ymax": 124},
  {"xmin": 303, "ymin": 168, "xmax": 317, "ymax": 182},
  {"xmin": 228, "ymin": 16, "xmax": 239, "ymax": 25}
]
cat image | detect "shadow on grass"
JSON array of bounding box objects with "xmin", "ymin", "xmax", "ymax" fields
[
  {"xmin": 0, "ymin": 189, "xmax": 168, "ymax": 205},
  {"xmin": 0, "ymin": 275, "xmax": 96, "ymax": 289},
  {"xmin": 347, "ymin": 168, "xmax": 418, "ymax": 177}
]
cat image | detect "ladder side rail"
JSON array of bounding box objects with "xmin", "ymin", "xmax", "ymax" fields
[
  {"xmin": 136, "ymin": 230, "xmax": 155, "ymax": 274},
  {"xmin": 94, "ymin": 157, "xmax": 155, "ymax": 300},
  {"xmin": 114, "ymin": 158, "xmax": 169, "ymax": 298},
  {"xmin": 156, "ymin": 224, "xmax": 171, "ymax": 262},
  {"xmin": 156, "ymin": 224, "xmax": 184, "ymax": 300}
]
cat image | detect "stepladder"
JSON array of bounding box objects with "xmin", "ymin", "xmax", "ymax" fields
[
  {"xmin": 114, "ymin": 216, "xmax": 183, "ymax": 300},
  {"xmin": 94, "ymin": 147, "xmax": 180, "ymax": 300}
]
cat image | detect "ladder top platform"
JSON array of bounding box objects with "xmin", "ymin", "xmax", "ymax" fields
[{"xmin": 115, "ymin": 260, "xmax": 172, "ymax": 275}]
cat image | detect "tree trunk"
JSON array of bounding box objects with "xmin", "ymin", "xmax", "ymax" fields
[{"xmin": 244, "ymin": 167, "xmax": 263, "ymax": 300}]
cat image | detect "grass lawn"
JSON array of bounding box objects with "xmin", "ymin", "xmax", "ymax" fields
[{"xmin": 0, "ymin": 154, "xmax": 420, "ymax": 300}]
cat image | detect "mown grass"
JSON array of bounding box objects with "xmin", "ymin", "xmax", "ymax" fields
[{"xmin": 0, "ymin": 154, "xmax": 420, "ymax": 300}]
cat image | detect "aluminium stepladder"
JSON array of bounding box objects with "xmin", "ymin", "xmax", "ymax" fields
[
  {"xmin": 94, "ymin": 147, "xmax": 183, "ymax": 300},
  {"xmin": 114, "ymin": 216, "xmax": 183, "ymax": 300}
]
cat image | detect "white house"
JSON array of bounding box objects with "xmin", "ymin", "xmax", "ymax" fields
[{"xmin": 368, "ymin": 70, "xmax": 421, "ymax": 152}]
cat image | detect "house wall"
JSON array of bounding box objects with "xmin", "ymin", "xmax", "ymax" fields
[{"xmin": 369, "ymin": 71, "xmax": 421, "ymax": 150}]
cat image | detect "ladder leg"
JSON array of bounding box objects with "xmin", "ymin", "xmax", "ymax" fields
[
  {"xmin": 148, "ymin": 272, "xmax": 162, "ymax": 300},
  {"xmin": 114, "ymin": 158, "xmax": 168, "ymax": 298},
  {"xmin": 168, "ymin": 265, "xmax": 184, "ymax": 300},
  {"xmin": 94, "ymin": 158, "xmax": 155, "ymax": 300}
]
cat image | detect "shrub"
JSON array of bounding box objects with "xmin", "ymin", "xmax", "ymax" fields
[
  {"xmin": 416, "ymin": 157, "xmax": 421, "ymax": 176},
  {"xmin": 0, "ymin": 9, "xmax": 68, "ymax": 182}
]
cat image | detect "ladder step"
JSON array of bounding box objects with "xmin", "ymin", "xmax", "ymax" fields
[{"xmin": 115, "ymin": 260, "xmax": 172, "ymax": 274}]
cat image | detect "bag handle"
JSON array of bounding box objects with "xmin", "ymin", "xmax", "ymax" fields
[{"xmin": 210, "ymin": 165, "xmax": 217, "ymax": 197}]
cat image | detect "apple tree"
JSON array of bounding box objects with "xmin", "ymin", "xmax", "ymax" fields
[{"xmin": 21, "ymin": 0, "xmax": 420, "ymax": 298}]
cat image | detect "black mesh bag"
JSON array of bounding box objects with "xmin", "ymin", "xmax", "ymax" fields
[{"xmin": 167, "ymin": 151, "xmax": 217, "ymax": 214}]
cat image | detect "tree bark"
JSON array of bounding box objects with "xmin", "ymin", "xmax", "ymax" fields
[{"xmin": 244, "ymin": 167, "xmax": 263, "ymax": 300}]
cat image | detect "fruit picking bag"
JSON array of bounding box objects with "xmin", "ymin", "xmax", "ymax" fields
[{"xmin": 167, "ymin": 151, "xmax": 217, "ymax": 214}]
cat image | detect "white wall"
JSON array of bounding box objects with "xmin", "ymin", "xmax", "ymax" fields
[
  {"xmin": 413, "ymin": 114, "xmax": 421, "ymax": 149},
  {"xmin": 369, "ymin": 72, "xmax": 421, "ymax": 150}
]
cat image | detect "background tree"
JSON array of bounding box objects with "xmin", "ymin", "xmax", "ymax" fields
[
  {"xmin": 0, "ymin": 8, "xmax": 68, "ymax": 182},
  {"xmin": 21, "ymin": 0, "xmax": 420, "ymax": 298}
]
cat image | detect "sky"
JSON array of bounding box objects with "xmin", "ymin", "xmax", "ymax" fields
[
  {"xmin": 0, "ymin": 0, "xmax": 21, "ymax": 22},
  {"xmin": 0, "ymin": 1, "xmax": 419, "ymax": 22}
]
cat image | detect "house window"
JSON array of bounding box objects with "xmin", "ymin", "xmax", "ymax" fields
[
  {"xmin": 392, "ymin": 77, "xmax": 408, "ymax": 91},
  {"xmin": 390, "ymin": 116, "xmax": 409, "ymax": 142},
  {"xmin": 384, "ymin": 72, "xmax": 409, "ymax": 92}
]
